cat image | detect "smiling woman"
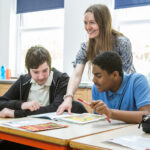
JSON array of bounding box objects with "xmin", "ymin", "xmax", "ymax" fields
[
  {"xmin": 84, "ymin": 12, "xmax": 99, "ymax": 39},
  {"xmin": 57, "ymin": 4, "xmax": 135, "ymax": 115}
]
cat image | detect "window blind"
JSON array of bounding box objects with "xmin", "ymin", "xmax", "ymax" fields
[
  {"xmin": 17, "ymin": 0, "xmax": 64, "ymax": 14},
  {"xmin": 115, "ymin": 0, "xmax": 150, "ymax": 9}
]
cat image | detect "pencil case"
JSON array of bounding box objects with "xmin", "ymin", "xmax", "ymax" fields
[{"xmin": 139, "ymin": 114, "xmax": 150, "ymax": 133}]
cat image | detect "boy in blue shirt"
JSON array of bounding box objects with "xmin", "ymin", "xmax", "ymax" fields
[{"xmin": 91, "ymin": 51, "xmax": 150, "ymax": 123}]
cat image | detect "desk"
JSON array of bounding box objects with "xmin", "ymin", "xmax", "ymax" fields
[
  {"xmin": 70, "ymin": 125, "xmax": 150, "ymax": 150},
  {"xmin": 0, "ymin": 118, "xmax": 130, "ymax": 150},
  {"xmin": 0, "ymin": 82, "xmax": 12, "ymax": 96},
  {"xmin": 74, "ymin": 88, "xmax": 92, "ymax": 113}
]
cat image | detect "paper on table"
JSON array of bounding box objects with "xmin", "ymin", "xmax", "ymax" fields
[
  {"xmin": 107, "ymin": 135, "xmax": 150, "ymax": 150},
  {"xmin": 2, "ymin": 119, "xmax": 48, "ymax": 128},
  {"xmin": 1, "ymin": 119, "xmax": 68, "ymax": 132}
]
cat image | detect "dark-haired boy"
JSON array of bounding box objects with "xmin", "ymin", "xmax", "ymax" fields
[
  {"xmin": 91, "ymin": 51, "xmax": 150, "ymax": 123},
  {"xmin": 0, "ymin": 46, "xmax": 87, "ymax": 118}
]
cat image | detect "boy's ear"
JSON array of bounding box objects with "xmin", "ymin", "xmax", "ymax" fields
[{"xmin": 112, "ymin": 71, "xmax": 119, "ymax": 79}]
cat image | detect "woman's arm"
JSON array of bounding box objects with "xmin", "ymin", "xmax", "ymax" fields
[
  {"xmin": 56, "ymin": 64, "xmax": 85, "ymax": 114},
  {"xmin": 66, "ymin": 64, "xmax": 85, "ymax": 97}
]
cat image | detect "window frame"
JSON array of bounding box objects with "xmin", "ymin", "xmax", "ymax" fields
[{"xmin": 15, "ymin": 9, "xmax": 64, "ymax": 76}]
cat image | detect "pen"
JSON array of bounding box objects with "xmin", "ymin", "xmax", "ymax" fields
[
  {"xmin": 77, "ymin": 98, "xmax": 111, "ymax": 123},
  {"xmin": 77, "ymin": 98, "xmax": 91, "ymax": 106}
]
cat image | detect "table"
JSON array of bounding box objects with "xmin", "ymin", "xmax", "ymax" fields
[
  {"xmin": 0, "ymin": 117, "xmax": 131, "ymax": 150},
  {"xmin": 70, "ymin": 124, "xmax": 150, "ymax": 150}
]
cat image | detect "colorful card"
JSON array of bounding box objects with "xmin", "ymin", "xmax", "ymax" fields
[{"xmin": 19, "ymin": 122, "xmax": 68, "ymax": 132}]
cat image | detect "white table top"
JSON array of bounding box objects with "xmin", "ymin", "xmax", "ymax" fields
[
  {"xmin": 70, "ymin": 124, "xmax": 150, "ymax": 150},
  {"xmin": 0, "ymin": 117, "xmax": 131, "ymax": 146}
]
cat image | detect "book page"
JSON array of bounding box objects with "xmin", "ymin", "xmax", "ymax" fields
[
  {"xmin": 59, "ymin": 113, "xmax": 105, "ymax": 124},
  {"xmin": 107, "ymin": 135, "xmax": 150, "ymax": 150},
  {"xmin": 29, "ymin": 113, "xmax": 105, "ymax": 124},
  {"xmin": 28, "ymin": 112, "xmax": 71, "ymax": 120}
]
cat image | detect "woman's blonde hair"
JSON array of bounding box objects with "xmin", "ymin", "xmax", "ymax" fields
[{"xmin": 85, "ymin": 4, "xmax": 123, "ymax": 64}]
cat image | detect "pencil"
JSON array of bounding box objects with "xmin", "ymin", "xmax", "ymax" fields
[
  {"xmin": 77, "ymin": 98, "xmax": 91, "ymax": 106},
  {"xmin": 105, "ymin": 116, "xmax": 111, "ymax": 123},
  {"xmin": 77, "ymin": 98, "xmax": 111, "ymax": 123}
]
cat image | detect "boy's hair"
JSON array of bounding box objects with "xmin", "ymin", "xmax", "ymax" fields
[
  {"xmin": 92, "ymin": 51, "xmax": 123, "ymax": 77},
  {"xmin": 25, "ymin": 46, "xmax": 51, "ymax": 73}
]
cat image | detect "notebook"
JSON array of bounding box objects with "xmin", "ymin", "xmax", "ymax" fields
[{"xmin": 29, "ymin": 113, "xmax": 105, "ymax": 124}]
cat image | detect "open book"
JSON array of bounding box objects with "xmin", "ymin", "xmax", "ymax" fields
[
  {"xmin": 28, "ymin": 113, "xmax": 105, "ymax": 124},
  {"xmin": 1, "ymin": 119, "xmax": 68, "ymax": 132},
  {"xmin": 28, "ymin": 112, "xmax": 71, "ymax": 120}
]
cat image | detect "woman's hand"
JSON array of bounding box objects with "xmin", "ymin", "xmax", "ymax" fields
[{"xmin": 56, "ymin": 98, "xmax": 72, "ymax": 115}]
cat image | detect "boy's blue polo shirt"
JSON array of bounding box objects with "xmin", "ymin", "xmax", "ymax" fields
[{"xmin": 92, "ymin": 73, "xmax": 150, "ymax": 111}]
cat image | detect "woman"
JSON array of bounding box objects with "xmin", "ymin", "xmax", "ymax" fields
[{"xmin": 57, "ymin": 4, "xmax": 135, "ymax": 115}]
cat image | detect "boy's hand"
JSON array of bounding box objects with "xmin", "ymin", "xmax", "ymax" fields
[
  {"xmin": 21, "ymin": 101, "xmax": 40, "ymax": 111},
  {"xmin": 91, "ymin": 100, "xmax": 112, "ymax": 118},
  {"xmin": 0, "ymin": 108, "xmax": 14, "ymax": 118}
]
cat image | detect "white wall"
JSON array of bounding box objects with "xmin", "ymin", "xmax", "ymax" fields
[
  {"xmin": 63, "ymin": 0, "xmax": 113, "ymax": 82},
  {"xmin": 0, "ymin": 0, "xmax": 16, "ymax": 75},
  {"xmin": 0, "ymin": 0, "xmax": 11, "ymax": 67},
  {"xmin": 0, "ymin": 0, "xmax": 113, "ymax": 78}
]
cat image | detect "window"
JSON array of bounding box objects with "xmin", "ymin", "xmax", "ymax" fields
[
  {"xmin": 115, "ymin": 6, "xmax": 150, "ymax": 81},
  {"xmin": 16, "ymin": 9, "xmax": 64, "ymax": 75}
]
